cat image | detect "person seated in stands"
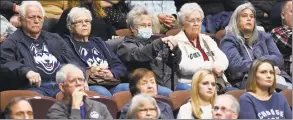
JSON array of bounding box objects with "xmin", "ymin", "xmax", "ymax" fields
[
  {"xmin": 47, "ymin": 64, "xmax": 112, "ymax": 119},
  {"xmin": 177, "ymin": 69, "xmax": 216, "ymax": 119},
  {"xmin": 212, "ymin": 94, "xmax": 239, "ymax": 119},
  {"xmin": 52, "ymin": 0, "xmax": 116, "ymax": 40},
  {"xmin": 0, "ymin": 1, "xmax": 77, "ymax": 96},
  {"xmin": 116, "ymin": 7, "xmax": 182, "ymax": 96},
  {"xmin": 219, "ymin": 2, "xmax": 292, "ymax": 89},
  {"xmin": 126, "ymin": 94, "xmax": 160, "ymax": 119},
  {"xmin": 0, "ymin": 15, "xmax": 17, "ymax": 43},
  {"xmin": 125, "ymin": 0, "xmax": 178, "ymax": 34},
  {"xmin": 173, "ymin": 2, "xmax": 229, "ymax": 91},
  {"xmin": 4, "ymin": 97, "xmax": 34, "ymax": 119},
  {"xmin": 63, "ymin": 7, "xmax": 128, "ymax": 97},
  {"xmin": 119, "ymin": 68, "xmax": 174, "ymax": 119},
  {"xmin": 238, "ymin": 58, "xmax": 292, "ymax": 119},
  {"xmin": 271, "ymin": 0, "xmax": 292, "ymax": 76}
]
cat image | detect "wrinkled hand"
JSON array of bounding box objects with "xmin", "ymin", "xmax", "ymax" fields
[
  {"xmin": 89, "ymin": 66, "xmax": 113, "ymax": 78},
  {"xmin": 158, "ymin": 14, "xmax": 176, "ymax": 28},
  {"xmin": 10, "ymin": 15, "xmax": 21, "ymax": 27},
  {"xmin": 26, "ymin": 70, "xmax": 41, "ymax": 87},
  {"xmin": 274, "ymin": 66, "xmax": 281, "ymax": 74},
  {"xmin": 162, "ymin": 36, "xmax": 178, "ymax": 51},
  {"xmin": 71, "ymin": 88, "xmax": 88, "ymax": 109},
  {"xmin": 212, "ymin": 64, "xmax": 224, "ymax": 77}
]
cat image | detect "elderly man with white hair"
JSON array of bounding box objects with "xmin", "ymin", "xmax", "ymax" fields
[
  {"xmin": 47, "ymin": 64, "xmax": 112, "ymax": 119},
  {"xmin": 0, "ymin": 1, "xmax": 77, "ymax": 96},
  {"xmin": 212, "ymin": 94, "xmax": 240, "ymax": 119},
  {"xmin": 173, "ymin": 2, "xmax": 229, "ymax": 91}
]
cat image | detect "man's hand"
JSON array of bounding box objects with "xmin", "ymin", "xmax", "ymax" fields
[
  {"xmin": 71, "ymin": 88, "xmax": 88, "ymax": 109},
  {"xmin": 26, "ymin": 70, "xmax": 41, "ymax": 87},
  {"xmin": 100, "ymin": 69, "xmax": 114, "ymax": 78}
]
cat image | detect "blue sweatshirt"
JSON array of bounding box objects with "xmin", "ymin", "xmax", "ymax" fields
[{"xmin": 239, "ymin": 92, "xmax": 292, "ymax": 119}]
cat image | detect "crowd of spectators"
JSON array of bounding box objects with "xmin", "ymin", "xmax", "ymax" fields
[{"xmin": 0, "ymin": 0, "xmax": 292, "ymax": 119}]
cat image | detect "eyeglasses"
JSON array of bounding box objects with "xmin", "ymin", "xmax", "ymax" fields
[
  {"xmin": 72, "ymin": 19, "xmax": 91, "ymax": 26},
  {"xmin": 138, "ymin": 107, "xmax": 157, "ymax": 113},
  {"xmin": 213, "ymin": 106, "xmax": 234, "ymax": 113},
  {"xmin": 187, "ymin": 18, "xmax": 203, "ymax": 24}
]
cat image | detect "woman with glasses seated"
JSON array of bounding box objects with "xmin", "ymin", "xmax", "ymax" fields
[
  {"xmin": 173, "ymin": 3, "xmax": 229, "ymax": 91},
  {"xmin": 126, "ymin": 94, "xmax": 160, "ymax": 119},
  {"xmin": 177, "ymin": 69, "xmax": 217, "ymax": 119},
  {"xmin": 62, "ymin": 7, "xmax": 128, "ymax": 97},
  {"xmin": 116, "ymin": 7, "xmax": 182, "ymax": 96}
]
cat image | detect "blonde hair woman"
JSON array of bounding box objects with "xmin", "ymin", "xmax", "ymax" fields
[{"xmin": 177, "ymin": 69, "xmax": 217, "ymax": 119}]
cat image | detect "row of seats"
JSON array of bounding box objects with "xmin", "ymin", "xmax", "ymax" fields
[{"xmin": 1, "ymin": 89, "xmax": 291, "ymax": 119}]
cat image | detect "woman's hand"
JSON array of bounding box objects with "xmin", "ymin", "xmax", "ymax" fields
[
  {"xmin": 212, "ymin": 64, "xmax": 224, "ymax": 77},
  {"xmin": 162, "ymin": 36, "xmax": 178, "ymax": 51}
]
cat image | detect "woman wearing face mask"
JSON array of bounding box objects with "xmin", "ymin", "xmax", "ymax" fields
[
  {"xmin": 116, "ymin": 7, "xmax": 182, "ymax": 96},
  {"xmin": 220, "ymin": 2, "xmax": 292, "ymax": 89},
  {"xmin": 177, "ymin": 69, "xmax": 217, "ymax": 119},
  {"xmin": 238, "ymin": 58, "xmax": 292, "ymax": 119}
]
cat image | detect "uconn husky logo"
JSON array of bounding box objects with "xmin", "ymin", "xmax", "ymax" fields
[
  {"xmin": 79, "ymin": 47, "xmax": 108, "ymax": 67},
  {"xmin": 30, "ymin": 43, "xmax": 60, "ymax": 74}
]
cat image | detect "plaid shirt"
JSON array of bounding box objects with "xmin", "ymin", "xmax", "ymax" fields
[{"xmin": 271, "ymin": 25, "xmax": 292, "ymax": 75}]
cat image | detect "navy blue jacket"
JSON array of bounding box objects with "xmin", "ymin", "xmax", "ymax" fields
[
  {"xmin": 62, "ymin": 35, "xmax": 126, "ymax": 80},
  {"xmin": 0, "ymin": 29, "xmax": 77, "ymax": 90}
]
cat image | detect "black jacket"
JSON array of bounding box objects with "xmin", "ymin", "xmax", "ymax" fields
[
  {"xmin": 116, "ymin": 35, "xmax": 181, "ymax": 88},
  {"xmin": 62, "ymin": 35, "xmax": 127, "ymax": 80},
  {"xmin": 0, "ymin": 29, "xmax": 77, "ymax": 91}
]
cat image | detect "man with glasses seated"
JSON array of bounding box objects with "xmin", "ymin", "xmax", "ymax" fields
[
  {"xmin": 212, "ymin": 94, "xmax": 240, "ymax": 119},
  {"xmin": 47, "ymin": 64, "xmax": 112, "ymax": 119}
]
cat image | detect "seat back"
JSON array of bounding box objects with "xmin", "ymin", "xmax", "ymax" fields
[
  {"xmin": 26, "ymin": 96, "xmax": 57, "ymax": 119},
  {"xmin": 105, "ymin": 37, "xmax": 125, "ymax": 52},
  {"xmin": 169, "ymin": 90, "xmax": 191, "ymax": 110},
  {"xmin": 112, "ymin": 91, "xmax": 132, "ymax": 111},
  {"xmin": 166, "ymin": 28, "xmax": 181, "ymax": 36},
  {"xmin": 0, "ymin": 90, "xmax": 41, "ymax": 112},
  {"xmin": 225, "ymin": 89, "xmax": 246, "ymax": 101},
  {"xmin": 280, "ymin": 90, "xmax": 292, "ymax": 109},
  {"xmin": 55, "ymin": 90, "xmax": 99, "ymax": 101},
  {"xmin": 89, "ymin": 96, "xmax": 119, "ymax": 119},
  {"xmin": 116, "ymin": 29, "xmax": 132, "ymax": 37},
  {"xmin": 153, "ymin": 95, "xmax": 173, "ymax": 109}
]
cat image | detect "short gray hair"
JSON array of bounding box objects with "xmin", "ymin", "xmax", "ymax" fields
[
  {"xmin": 67, "ymin": 7, "xmax": 92, "ymax": 29},
  {"xmin": 19, "ymin": 1, "xmax": 45, "ymax": 19},
  {"xmin": 56, "ymin": 64, "xmax": 84, "ymax": 84},
  {"xmin": 126, "ymin": 7, "xmax": 152, "ymax": 30},
  {"xmin": 225, "ymin": 2, "xmax": 258, "ymax": 46},
  {"xmin": 126, "ymin": 94, "xmax": 160, "ymax": 119},
  {"xmin": 178, "ymin": 2, "xmax": 204, "ymax": 25},
  {"xmin": 215, "ymin": 94, "xmax": 240, "ymax": 114}
]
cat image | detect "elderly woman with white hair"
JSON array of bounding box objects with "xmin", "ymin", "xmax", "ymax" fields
[
  {"xmin": 116, "ymin": 7, "xmax": 182, "ymax": 96},
  {"xmin": 126, "ymin": 94, "xmax": 161, "ymax": 119},
  {"xmin": 62, "ymin": 7, "xmax": 129, "ymax": 97},
  {"xmin": 173, "ymin": 3, "xmax": 229, "ymax": 91},
  {"xmin": 219, "ymin": 2, "xmax": 292, "ymax": 89}
]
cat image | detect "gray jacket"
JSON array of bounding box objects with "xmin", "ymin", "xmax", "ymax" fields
[{"xmin": 47, "ymin": 99, "xmax": 113, "ymax": 119}]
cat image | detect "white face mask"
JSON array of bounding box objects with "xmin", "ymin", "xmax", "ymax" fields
[{"xmin": 137, "ymin": 27, "xmax": 153, "ymax": 39}]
